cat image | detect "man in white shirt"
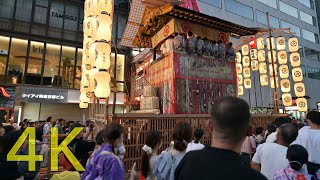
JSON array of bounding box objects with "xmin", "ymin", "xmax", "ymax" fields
[
  {"xmin": 292, "ymin": 111, "xmax": 320, "ymax": 175},
  {"xmin": 266, "ymin": 117, "xmax": 290, "ymax": 143},
  {"xmin": 251, "ymin": 123, "xmax": 298, "ymax": 180},
  {"xmin": 42, "ymin": 116, "xmax": 55, "ymax": 143}
]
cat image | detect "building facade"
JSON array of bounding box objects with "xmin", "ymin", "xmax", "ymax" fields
[
  {"xmin": 0, "ymin": 0, "xmax": 130, "ymax": 122},
  {"xmin": 197, "ymin": 0, "xmax": 320, "ymax": 117}
]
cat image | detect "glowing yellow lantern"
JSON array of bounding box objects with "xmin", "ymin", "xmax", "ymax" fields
[
  {"xmin": 94, "ymin": 71, "xmax": 111, "ymax": 98},
  {"xmin": 251, "ymin": 60, "xmax": 259, "ymax": 71},
  {"xmin": 294, "ymin": 82, "xmax": 306, "ymax": 97},
  {"xmin": 83, "ymin": 17, "xmax": 93, "ymax": 37},
  {"xmin": 79, "ymin": 102, "xmax": 89, "ymax": 109},
  {"xmin": 278, "ymin": 51, "xmax": 287, "ymax": 65},
  {"xmin": 270, "ymin": 77, "xmax": 279, "ymax": 89},
  {"xmin": 84, "ymin": 0, "xmax": 94, "ymax": 17},
  {"xmin": 280, "ymin": 79, "xmax": 291, "ymax": 93},
  {"xmin": 236, "ymin": 52, "xmax": 242, "ymax": 63},
  {"xmin": 259, "ymin": 62, "xmax": 267, "ymax": 74},
  {"xmin": 244, "ymin": 78, "xmax": 251, "ymax": 89},
  {"xmin": 83, "ymin": 37, "xmax": 93, "ymax": 58},
  {"xmin": 88, "ymin": 67, "xmax": 98, "ymax": 92},
  {"xmin": 268, "ymin": 50, "xmax": 277, "ymax": 63},
  {"xmin": 292, "ymin": 67, "xmax": 303, "ymax": 82},
  {"xmin": 242, "ymin": 56, "xmax": 250, "ymax": 67},
  {"xmin": 242, "ymin": 44, "xmax": 249, "ymax": 56},
  {"xmin": 236, "ymin": 63, "xmax": 242, "ymax": 74},
  {"xmin": 260, "ymin": 74, "xmax": 268, "ymax": 86},
  {"xmin": 288, "ymin": 37, "xmax": 299, "ymax": 52},
  {"xmin": 266, "ymin": 37, "xmax": 275, "ymax": 50},
  {"xmin": 238, "ymin": 86, "xmax": 244, "ymax": 96},
  {"xmin": 258, "ymin": 50, "xmax": 266, "ymax": 62},
  {"xmin": 237, "ymin": 75, "xmax": 243, "ymax": 85},
  {"xmin": 243, "ymin": 67, "xmax": 251, "ymax": 78},
  {"xmin": 80, "ymin": 88, "xmax": 90, "ymax": 103},
  {"xmin": 279, "ymin": 65, "xmax": 289, "ymax": 79},
  {"xmin": 257, "ymin": 37, "xmax": 264, "ymax": 50},
  {"xmin": 91, "ymin": 14, "xmax": 113, "ymax": 42},
  {"xmin": 276, "ymin": 36, "xmax": 286, "ymax": 50},
  {"xmin": 93, "ymin": 42, "xmax": 111, "ymax": 70},
  {"xmin": 81, "ymin": 75, "xmax": 89, "ymax": 88},
  {"xmin": 96, "ymin": 0, "xmax": 114, "ymax": 16},
  {"xmin": 290, "ymin": 52, "xmax": 301, "ymax": 67},
  {"xmin": 282, "ymin": 93, "xmax": 292, "ymax": 107},
  {"xmin": 250, "ymin": 49, "xmax": 258, "ymax": 60},
  {"xmin": 296, "ymin": 98, "xmax": 308, "ymax": 112},
  {"xmin": 269, "ymin": 64, "xmax": 278, "ymax": 76}
]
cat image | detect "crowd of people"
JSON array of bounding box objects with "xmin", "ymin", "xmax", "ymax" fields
[
  {"xmin": 160, "ymin": 31, "xmax": 235, "ymax": 60},
  {"xmin": 0, "ymin": 96, "xmax": 319, "ymax": 180}
]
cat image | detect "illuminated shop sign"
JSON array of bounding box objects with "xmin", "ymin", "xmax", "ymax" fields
[{"xmin": 17, "ymin": 86, "xmax": 68, "ymax": 103}]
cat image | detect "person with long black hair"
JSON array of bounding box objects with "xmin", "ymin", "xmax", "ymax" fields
[{"xmin": 186, "ymin": 128, "xmax": 205, "ymax": 152}]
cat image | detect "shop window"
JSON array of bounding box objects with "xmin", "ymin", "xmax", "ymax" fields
[
  {"xmin": 6, "ymin": 38, "xmax": 28, "ymax": 84},
  {"xmin": 0, "ymin": 36, "xmax": 10, "ymax": 83},
  {"xmin": 14, "ymin": 0, "xmax": 33, "ymax": 33},
  {"xmin": 61, "ymin": 46, "xmax": 75, "ymax": 88},
  {"xmin": 44, "ymin": 44, "xmax": 61, "ymax": 86},
  {"xmin": 256, "ymin": 10, "xmax": 279, "ymax": 28},
  {"xmin": 49, "ymin": 0, "xmax": 65, "ymax": 38},
  {"xmin": 199, "ymin": 0, "xmax": 221, "ymax": 8},
  {"xmin": 257, "ymin": 0, "xmax": 277, "ymax": 9},
  {"xmin": 279, "ymin": 1, "xmax": 298, "ymax": 18},
  {"xmin": 25, "ymin": 41, "xmax": 44, "ymax": 85},
  {"xmin": 305, "ymin": 47, "xmax": 320, "ymax": 61},
  {"xmin": 225, "ymin": 0, "xmax": 253, "ymax": 20},
  {"xmin": 306, "ymin": 66, "xmax": 320, "ymax": 80},
  {"xmin": 34, "ymin": 6, "xmax": 48, "ymax": 24},
  {"xmin": 281, "ymin": 21, "xmax": 300, "ymax": 37},
  {"xmin": 74, "ymin": 48, "xmax": 82, "ymax": 89},
  {"xmin": 300, "ymin": 11, "xmax": 316, "ymax": 26},
  {"xmin": 302, "ymin": 29, "xmax": 319, "ymax": 43},
  {"xmin": 298, "ymin": 0, "xmax": 314, "ymax": 9},
  {"xmin": 63, "ymin": 2, "xmax": 79, "ymax": 41}
]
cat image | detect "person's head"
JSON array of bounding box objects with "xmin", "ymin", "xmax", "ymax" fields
[
  {"xmin": 57, "ymin": 118, "xmax": 65, "ymax": 125},
  {"xmin": 209, "ymin": 97, "xmax": 251, "ymax": 152},
  {"xmin": 197, "ymin": 36, "xmax": 201, "ymax": 40},
  {"xmin": 246, "ymin": 125, "xmax": 253, "ymax": 136},
  {"xmin": 275, "ymin": 117, "xmax": 290, "ymax": 129},
  {"xmin": 203, "ymin": 37, "xmax": 207, "ymax": 41},
  {"xmin": 217, "ymin": 40, "xmax": 222, "ymax": 44},
  {"xmin": 255, "ymin": 127, "xmax": 264, "ymax": 136},
  {"xmin": 104, "ymin": 123, "xmax": 125, "ymax": 151},
  {"xmin": 227, "ymin": 42, "xmax": 233, "ymax": 48},
  {"xmin": 287, "ymin": 145, "xmax": 308, "ymax": 171},
  {"xmin": 23, "ymin": 119, "xmax": 28, "ymax": 124},
  {"xmin": 175, "ymin": 32, "xmax": 178, "ymax": 36},
  {"xmin": 172, "ymin": 122, "xmax": 192, "ymax": 151},
  {"xmin": 9, "ymin": 118, "xmax": 14, "ymax": 124},
  {"xmin": 95, "ymin": 130, "xmax": 105, "ymax": 146},
  {"xmin": 276, "ymin": 123, "xmax": 298, "ymax": 147},
  {"xmin": 29, "ymin": 122, "xmax": 36, "ymax": 127},
  {"xmin": 194, "ymin": 128, "xmax": 204, "ymax": 143},
  {"xmin": 46, "ymin": 116, "xmax": 55, "ymax": 125},
  {"xmin": 69, "ymin": 122, "xmax": 82, "ymax": 133},
  {"xmin": 306, "ymin": 111, "xmax": 320, "ymax": 127},
  {"xmin": 0, "ymin": 123, "xmax": 4, "ymax": 136},
  {"xmin": 212, "ymin": 40, "xmax": 217, "ymax": 44},
  {"xmin": 267, "ymin": 123, "xmax": 276, "ymax": 134},
  {"xmin": 141, "ymin": 130, "xmax": 162, "ymax": 178},
  {"xmin": 188, "ymin": 31, "xmax": 193, "ymax": 37}
]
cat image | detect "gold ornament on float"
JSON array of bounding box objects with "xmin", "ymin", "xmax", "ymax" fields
[
  {"xmin": 294, "ymin": 82, "xmax": 306, "ymax": 97},
  {"xmin": 288, "ymin": 37, "xmax": 299, "ymax": 52},
  {"xmin": 269, "ymin": 64, "xmax": 278, "ymax": 76},
  {"xmin": 266, "ymin": 37, "xmax": 275, "ymax": 50},
  {"xmin": 94, "ymin": 71, "xmax": 111, "ymax": 98},
  {"xmin": 237, "ymin": 75, "xmax": 243, "ymax": 85},
  {"xmin": 259, "ymin": 62, "xmax": 267, "ymax": 74},
  {"xmin": 278, "ymin": 51, "xmax": 288, "ymax": 65},
  {"xmin": 242, "ymin": 56, "xmax": 250, "ymax": 67},
  {"xmin": 242, "ymin": 44, "xmax": 249, "ymax": 56},
  {"xmin": 243, "ymin": 67, "xmax": 251, "ymax": 78},
  {"xmin": 282, "ymin": 93, "xmax": 292, "ymax": 107},
  {"xmin": 236, "ymin": 52, "xmax": 242, "ymax": 63},
  {"xmin": 276, "ymin": 36, "xmax": 286, "ymax": 50},
  {"xmin": 244, "ymin": 78, "xmax": 252, "ymax": 89},
  {"xmin": 290, "ymin": 52, "xmax": 301, "ymax": 67},
  {"xmin": 236, "ymin": 63, "xmax": 242, "ymax": 74},
  {"xmin": 260, "ymin": 74, "xmax": 268, "ymax": 86},
  {"xmin": 279, "ymin": 65, "xmax": 289, "ymax": 79},
  {"xmin": 268, "ymin": 50, "xmax": 277, "ymax": 63},
  {"xmin": 296, "ymin": 98, "xmax": 308, "ymax": 112},
  {"xmin": 292, "ymin": 67, "xmax": 303, "ymax": 82},
  {"xmin": 251, "ymin": 60, "xmax": 259, "ymax": 71},
  {"xmin": 280, "ymin": 79, "xmax": 291, "ymax": 93},
  {"xmin": 270, "ymin": 77, "xmax": 279, "ymax": 89},
  {"xmin": 257, "ymin": 37, "xmax": 264, "ymax": 50},
  {"xmin": 258, "ymin": 50, "xmax": 266, "ymax": 62},
  {"xmin": 238, "ymin": 86, "xmax": 244, "ymax": 96},
  {"xmin": 250, "ymin": 49, "xmax": 258, "ymax": 60}
]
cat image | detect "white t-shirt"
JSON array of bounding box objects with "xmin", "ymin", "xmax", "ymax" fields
[
  {"xmin": 186, "ymin": 141, "xmax": 205, "ymax": 152},
  {"xmin": 252, "ymin": 143, "xmax": 288, "ymax": 180},
  {"xmin": 165, "ymin": 38, "xmax": 174, "ymax": 53},
  {"xmin": 292, "ymin": 126, "xmax": 320, "ymax": 164},
  {"xmin": 240, "ymin": 136, "xmax": 256, "ymax": 154},
  {"xmin": 266, "ymin": 132, "xmax": 277, "ymax": 143}
]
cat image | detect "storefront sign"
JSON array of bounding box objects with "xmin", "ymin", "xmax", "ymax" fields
[{"xmin": 16, "ymin": 86, "xmax": 68, "ymax": 104}]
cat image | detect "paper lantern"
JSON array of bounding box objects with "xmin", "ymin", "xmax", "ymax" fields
[
  {"xmin": 83, "ymin": 17, "xmax": 93, "ymax": 37},
  {"xmin": 238, "ymin": 86, "xmax": 244, "ymax": 96},
  {"xmin": 93, "ymin": 42, "xmax": 111, "ymax": 70},
  {"xmin": 91, "ymin": 14, "xmax": 113, "ymax": 42},
  {"xmin": 83, "ymin": 37, "xmax": 93, "ymax": 58},
  {"xmin": 244, "ymin": 78, "xmax": 251, "ymax": 89},
  {"xmin": 292, "ymin": 67, "xmax": 303, "ymax": 82},
  {"xmin": 80, "ymin": 88, "xmax": 90, "ymax": 103},
  {"xmin": 81, "ymin": 75, "xmax": 89, "ymax": 88},
  {"xmin": 296, "ymin": 98, "xmax": 308, "ymax": 112},
  {"xmin": 237, "ymin": 75, "xmax": 243, "ymax": 85},
  {"xmin": 259, "ymin": 62, "xmax": 267, "ymax": 74},
  {"xmin": 96, "ymin": 0, "xmax": 114, "ymax": 16},
  {"xmin": 249, "ymin": 36, "xmax": 257, "ymax": 49},
  {"xmin": 268, "ymin": 50, "xmax": 277, "ymax": 63},
  {"xmin": 258, "ymin": 50, "xmax": 266, "ymax": 62},
  {"xmin": 288, "ymin": 37, "xmax": 299, "ymax": 52},
  {"xmin": 236, "ymin": 63, "xmax": 242, "ymax": 74},
  {"xmin": 88, "ymin": 67, "xmax": 98, "ymax": 92},
  {"xmin": 270, "ymin": 77, "xmax": 279, "ymax": 89},
  {"xmin": 276, "ymin": 37, "xmax": 286, "ymax": 50},
  {"xmin": 251, "ymin": 60, "xmax": 259, "ymax": 71},
  {"xmin": 260, "ymin": 74, "xmax": 268, "ymax": 86},
  {"xmin": 266, "ymin": 37, "xmax": 275, "ymax": 50},
  {"xmin": 280, "ymin": 79, "xmax": 291, "ymax": 93},
  {"xmin": 243, "ymin": 67, "xmax": 251, "ymax": 78},
  {"xmin": 250, "ymin": 49, "xmax": 258, "ymax": 60},
  {"xmin": 236, "ymin": 52, "xmax": 242, "ymax": 63},
  {"xmin": 94, "ymin": 71, "xmax": 111, "ymax": 98},
  {"xmin": 279, "ymin": 65, "xmax": 289, "ymax": 79},
  {"xmin": 257, "ymin": 37, "xmax": 264, "ymax": 50},
  {"xmin": 242, "ymin": 44, "xmax": 249, "ymax": 56},
  {"xmin": 269, "ymin": 64, "xmax": 278, "ymax": 76},
  {"xmin": 290, "ymin": 52, "xmax": 301, "ymax": 67},
  {"xmin": 242, "ymin": 56, "xmax": 250, "ymax": 67},
  {"xmin": 79, "ymin": 102, "xmax": 89, "ymax": 109},
  {"xmin": 294, "ymin": 82, "xmax": 306, "ymax": 97},
  {"xmin": 82, "ymin": 56, "xmax": 94, "ymax": 71},
  {"xmin": 84, "ymin": 0, "xmax": 94, "ymax": 17},
  {"xmin": 278, "ymin": 51, "xmax": 287, "ymax": 65},
  {"xmin": 282, "ymin": 93, "xmax": 292, "ymax": 107}
]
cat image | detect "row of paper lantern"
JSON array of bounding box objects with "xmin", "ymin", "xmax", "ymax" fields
[
  {"xmin": 84, "ymin": 0, "xmax": 114, "ymax": 17},
  {"xmin": 243, "ymin": 37, "xmax": 299, "ymax": 52}
]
